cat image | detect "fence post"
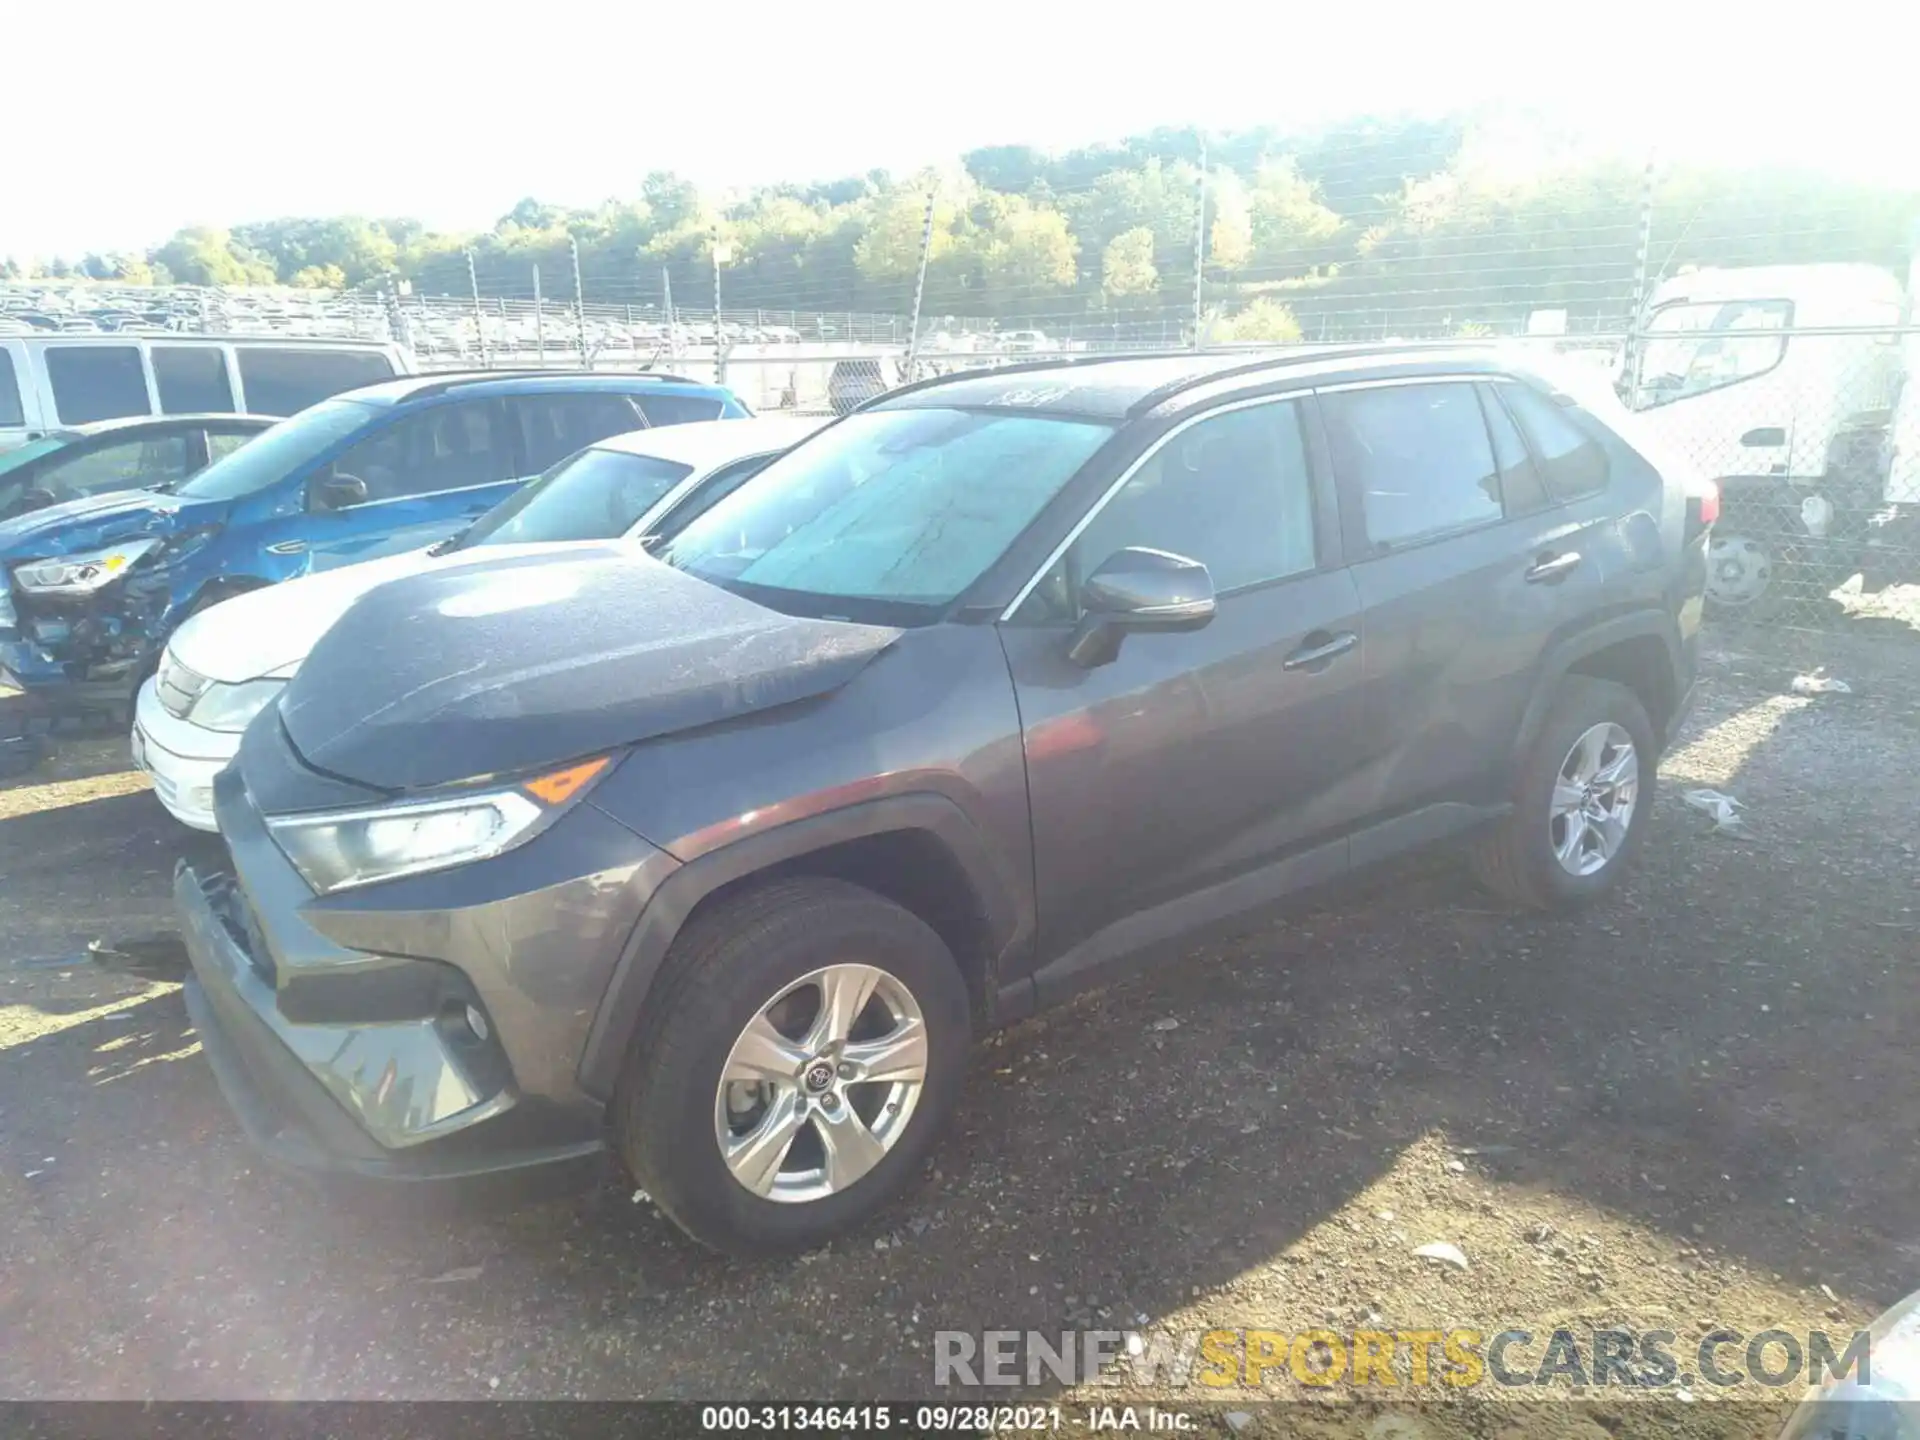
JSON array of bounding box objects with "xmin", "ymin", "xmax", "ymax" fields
[
  {"xmin": 533, "ymin": 264, "xmax": 545, "ymax": 363},
  {"xmin": 1623, "ymin": 151, "xmax": 1657, "ymax": 389},
  {"xmin": 465, "ymin": 249, "xmax": 490, "ymax": 367},
  {"xmin": 1190, "ymin": 136, "xmax": 1205, "ymax": 351},
  {"xmin": 662, "ymin": 267, "xmax": 676, "ymax": 361},
  {"xmin": 712, "ymin": 230, "xmax": 733, "ymax": 386},
  {"xmin": 904, "ymin": 187, "xmax": 938, "ymax": 379},
  {"xmin": 571, "ymin": 235, "xmax": 588, "ymax": 369},
  {"xmin": 627, "ymin": 303, "xmax": 636, "ymax": 362}
]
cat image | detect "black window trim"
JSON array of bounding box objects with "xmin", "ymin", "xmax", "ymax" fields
[
  {"xmin": 1316, "ymin": 374, "xmax": 1519, "ymax": 557},
  {"xmin": 997, "ymin": 388, "xmax": 1339, "ymax": 622}
]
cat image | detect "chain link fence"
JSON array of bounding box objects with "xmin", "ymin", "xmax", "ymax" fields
[{"xmin": 4, "ymin": 134, "xmax": 1916, "ymax": 636}]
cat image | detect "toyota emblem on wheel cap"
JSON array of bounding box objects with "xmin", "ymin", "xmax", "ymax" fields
[{"xmin": 804, "ymin": 1061, "xmax": 835, "ymax": 1093}]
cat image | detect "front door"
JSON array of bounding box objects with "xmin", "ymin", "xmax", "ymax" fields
[
  {"xmin": 248, "ymin": 398, "xmax": 523, "ymax": 573},
  {"xmin": 997, "ymin": 394, "xmax": 1370, "ymax": 976}
]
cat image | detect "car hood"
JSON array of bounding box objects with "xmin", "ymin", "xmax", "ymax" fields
[
  {"xmin": 0, "ymin": 488, "xmax": 219, "ymax": 562},
  {"xmin": 276, "ymin": 546, "xmax": 902, "ymax": 792},
  {"xmin": 169, "ymin": 540, "xmax": 650, "ymax": 684}
]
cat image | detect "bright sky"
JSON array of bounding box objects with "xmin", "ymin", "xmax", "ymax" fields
[{"xmin": 9, "ymin": 0, "xmax": 1917, "ymax": 261}]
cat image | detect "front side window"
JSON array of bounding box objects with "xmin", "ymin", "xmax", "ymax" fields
[
  {"xmin": 1502, "ymin": 383, "xmax": 1609, "ymax": 501},
  {"xmin": 461, "ymin": 447, "xmax": 694, "ymax": 548},
  {"xmin": 46, "ymin": 346, "xmax": 150, "ymax": 424},
  {"xmin": 153, "ymin": 346, "xmax": 235, "ymax": 414},
  {"xmin": 1057, "ymin": 399, "xmax": 1318, "ymax": 609},
  {"xmin": 174, "ymin": 398, "xmax": 377, "ymax": 502},
  {"xmin": 0, "ymin": 350, "xmax": 23, "ymax": 428},
  {"xmin": 323, "ymin": 401, "xmax": 512, "ymax": 502},
  {"xmin": 34, "ymin": 435, "xmax": 194, "ymax": 499},
  {"xmin": 506, "ymin": 394, "xmax": 645, "ymax": 473},
  {"xmin": 1634, "ymin": 299, "xmax": 1791, "ymax": 409},
  {"xmin": 656, "ymin": 406, "xmax": 1115, "ymax": 622},
  {"xmin": 237, "ymin": 348, "xmax": 395, "ymax": 416},
  {"xmin": 1321, "ymin": 382, "xmax": 1504, "ymax": 549}
]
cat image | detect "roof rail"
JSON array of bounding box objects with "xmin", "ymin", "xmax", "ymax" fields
[
  {"xmin": 860, "ymin": 349, "xmax": 1205, "ymax": 410},
  {"xmin": 397, "ymin": 368, "xmax": 712, "ymax": 401},
  {"xmin": 1123, "ymin": 342, "xmax": 1489, "ymax": 417}
]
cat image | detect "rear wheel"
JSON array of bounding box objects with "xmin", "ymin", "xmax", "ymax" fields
[
  {"xmin": 614, "ymin": 877, "xmax": 971, "ymax": 1256},
  {"xmin": 1471, "ymin": 676, "xmax": 1656, "ymax": 910}
]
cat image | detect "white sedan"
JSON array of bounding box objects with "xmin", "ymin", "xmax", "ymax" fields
[{"xmin": 131, "ymin": 415, "xmax": 824, "ymax": 831}]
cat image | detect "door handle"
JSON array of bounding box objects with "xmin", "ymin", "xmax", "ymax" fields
[
  {"xmin": 1524, "ymin": 551, "xmax": 1582, "ymax": 583},
  {"xmin": 1282, "ymin": 631, "xmax": 1358, "ymax": 670}
]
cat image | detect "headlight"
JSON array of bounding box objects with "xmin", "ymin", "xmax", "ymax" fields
[
  {"xmin": 265, "ymin": 756, "xmax": 612, "ymax": 895},
  {"xmin": 186, "ymin": 678, "xmax": 288, "ymax": 733},
  {"xmin": 13, "ymin": 537, "xmax": 162, "ymax": 595}
]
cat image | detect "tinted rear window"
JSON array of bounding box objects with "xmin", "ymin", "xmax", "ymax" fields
[
  {"xmin": 153, "ymin": 346, "xmax": 235, "ymax": 414},
  {"xmin": 237, "ymin": 349, "xmax": 396, "ymax": 416},
  {"xmin": 0, "ymin": 351, "xmax": 22, "ymax": 427},
  {"xmin": 46, "ymin": 346, "xmax": 151, "ymax": 424},
  {"xmin": 637, "ymin": 392, "xmax": 727, "ymax": 427},
  {"xmin": 1503, "ymin": 383, "xmax": 1610, "ymax": 501}
]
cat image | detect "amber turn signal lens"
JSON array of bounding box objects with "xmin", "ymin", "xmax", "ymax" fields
[{"xmin": 521, "ymin": 756, "xmax": 611, "ymax": 807}]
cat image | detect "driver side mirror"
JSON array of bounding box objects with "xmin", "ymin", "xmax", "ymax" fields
[
  {"xmin": 310, "ymin": 474, "xmax": 368, "ymax": 512},
  {"xmin": 1067, "ymin": 547, "xmax": 1216, "ymax": 668}
]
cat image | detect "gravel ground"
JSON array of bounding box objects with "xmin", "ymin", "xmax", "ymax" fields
[{"xmin": 2, "ymin": 625, "xmax": 1917, "ymax": 1437}]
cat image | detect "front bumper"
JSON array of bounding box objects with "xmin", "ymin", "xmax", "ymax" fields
[
  {"xmin": 175, "ymin": 757, "xmax": 675, "ymax": 1189},
  {"xmin": 131, "ymin": 678, "xmax": 234, "ymax": 831}
]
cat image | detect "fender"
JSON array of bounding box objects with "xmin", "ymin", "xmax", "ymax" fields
[
  {"xmin": 575, "ymin": 792, "xmax": 1029, "ymax": 1099},
  {"xmin": 1512, "ymin": 608, "xmax": 1683, "ymax": 758}
]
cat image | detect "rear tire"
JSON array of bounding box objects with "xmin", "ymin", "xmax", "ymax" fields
[
  {"xmin": 613, "ymin": 877, "xmax": 971, "ymax": 1257},
  {"xmin": 1471, "ymin": 676, "xmax": 1656, "ymax": 911}
]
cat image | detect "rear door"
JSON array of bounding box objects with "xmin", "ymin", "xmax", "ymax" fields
[
  {"xmin": 501, "ymin": 393, "xmax": 648, "ymax": 476},
  {"xmin": 1320, "ymin": 377, "xmax": 1609, "ymax": 823},
  {"xmin": 246, "ymin": 399, "xmax": 520, "ymax": 572},
  {"xmin": 999, "ymin": 393, "xmax": 1368, "ymax": 972}
]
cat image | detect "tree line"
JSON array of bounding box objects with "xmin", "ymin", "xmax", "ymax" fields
[{"xmin": 6, "ymin": 113, "xmax": 1915, "ymax": 339}]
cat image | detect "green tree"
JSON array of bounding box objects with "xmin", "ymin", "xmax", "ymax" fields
[
  {"xmin": 290, "ymin": 263, "xmax": 348, "ymax": 289},
  {"xmin": 1101, "ymin": 226, "xmax": 1159, "ymax": 299},
  {"xmin": 1245, "ymin": 161, "xmax": 1345, "ymax": 275},
  {"xmin": 1214, "ymin": 297, "xmax": 1303, "ymax": 342},
  {"xmin": 154, "ymin": 226, "xmax": 279, "ymax": 286},
  {"xmin": 976, "ymin": 196, "xmax": 1077, "ymax": 305}
]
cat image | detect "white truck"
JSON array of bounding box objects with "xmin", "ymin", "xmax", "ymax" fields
[{"xmin": 1624, "ymin": 261, "xmax": 1917, "ymax": 616}]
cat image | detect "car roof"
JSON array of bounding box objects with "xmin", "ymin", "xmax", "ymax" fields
[
  {"xmin": 592, "ymin": 415, "xmax": 826, "ymax": 467},
  {"xmin": 869, "ymin": 344, "xmax": 1520, "ymax": 421},
  {"xmin": 339, "ymin": 369, "xmax": 740, "ymax": 407},
  {"xmin": 70, "ymin": 413, "xmax": 279, "ymax": 437}
]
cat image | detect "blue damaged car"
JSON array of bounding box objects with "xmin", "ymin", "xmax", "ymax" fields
[{"xmin": 0, "ymin": 370, "xmax": 749, "ymax": 714}]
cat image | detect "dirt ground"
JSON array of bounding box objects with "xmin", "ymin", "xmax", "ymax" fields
[{"xmin": 2, "ymin": 623, "xmax": 1917, "ymax": 1437}]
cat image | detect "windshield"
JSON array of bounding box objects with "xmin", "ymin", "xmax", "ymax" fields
[
  {"xmin": 459, "ymin": 447, "xmax": 696, "ymax": 549},
  {"xmin": 173, "ymin": 398, "xmax": 376, "ymax": 502},
  {"xmin": 1633, "ymin": 299, "xmax": 1792, "ymax": 409},
  {"xmin": 654, "ymin": 406, "xmax": 1115, "ymax": 621}
]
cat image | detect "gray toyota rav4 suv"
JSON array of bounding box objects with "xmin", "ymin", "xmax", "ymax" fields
[{"xmin": 176, "ymin": 347, "xmax": 1711, "ymax": 1256}]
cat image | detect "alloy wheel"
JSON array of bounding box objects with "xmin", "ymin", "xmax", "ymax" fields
[
  {"xmin": 1549, "ymin": 722, "xmax": 1640, "ymax": 877},
  {"xmin": 714, "ymin": 963, "xmax": 928, "ymax": 1203}
]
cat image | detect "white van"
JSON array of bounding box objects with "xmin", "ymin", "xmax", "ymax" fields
[{"xmin": 0, "ymin": 335, "xmax": 413, "ymax": 455}]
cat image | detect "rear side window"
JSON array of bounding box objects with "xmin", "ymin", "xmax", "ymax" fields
[
  {"xmin": 205, "ymin": 428, "xmax": 257, "ymax": 464},
  {"xmin": 507, "ymin": 393, "xmax": 645, "ymax": 472},
  {"xmin": 1503, "ymin": 383, "xmax": 1610, "ymax": 501},
  {"xmin": 0, "ymin": 351, "xmax": 22, "ymax": 427},
  {"xmin": 153, "ymin": 347, "xmax": 235, "ymax": 414},
  {"xmin": 37, "ymin": 434, "xmax": 194, "ymax": 498},
  {"xmin": 45, "ymin": 346, "xmax": 151, "ymax": 424},
  {"xmin": 1478, "ymin": 384, "xmax": 1547, "ymax": 514},
  {"xmin": 636, "ymin": 392, "xmax": 727, "ymax": 427},
  {"xmin": 1321, "ymin": 382, "xmax": 1503, "ymax": 548},
  {"xmin": 236, "ymin": 348, "xmax": 395, "ymax": 416}
]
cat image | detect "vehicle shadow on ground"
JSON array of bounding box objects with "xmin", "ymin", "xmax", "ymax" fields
[{"xmin": 5, "ymin": 645, "xmax": 1915, "ymax": 1399}]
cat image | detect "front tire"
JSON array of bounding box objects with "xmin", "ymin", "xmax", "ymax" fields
[
  {"xmin": 613, "ymin": 877, "xmax": 971, "ymax": 1257},
  {"xmin": 1471, "ymin": 676, "xmax": 1656, "ymax": 911}
]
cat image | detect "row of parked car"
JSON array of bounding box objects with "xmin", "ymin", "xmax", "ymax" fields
[{"xmin": 1, "ymin": 342, "xmax": 1713, "ymax": 1259}]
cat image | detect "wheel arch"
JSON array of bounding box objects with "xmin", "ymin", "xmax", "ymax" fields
[
  {"xmin": 1515, "ymin": 612, "xmax": 1684, "ymax": 759},
  {"xmin": 577, "ymin": 794, "xmax": 1030, "ymax": 1100}
]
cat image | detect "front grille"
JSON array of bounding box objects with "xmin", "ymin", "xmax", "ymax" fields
[{"xmin": 155, "ymin": 651, "xmax": 211, "ymax": 718}]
